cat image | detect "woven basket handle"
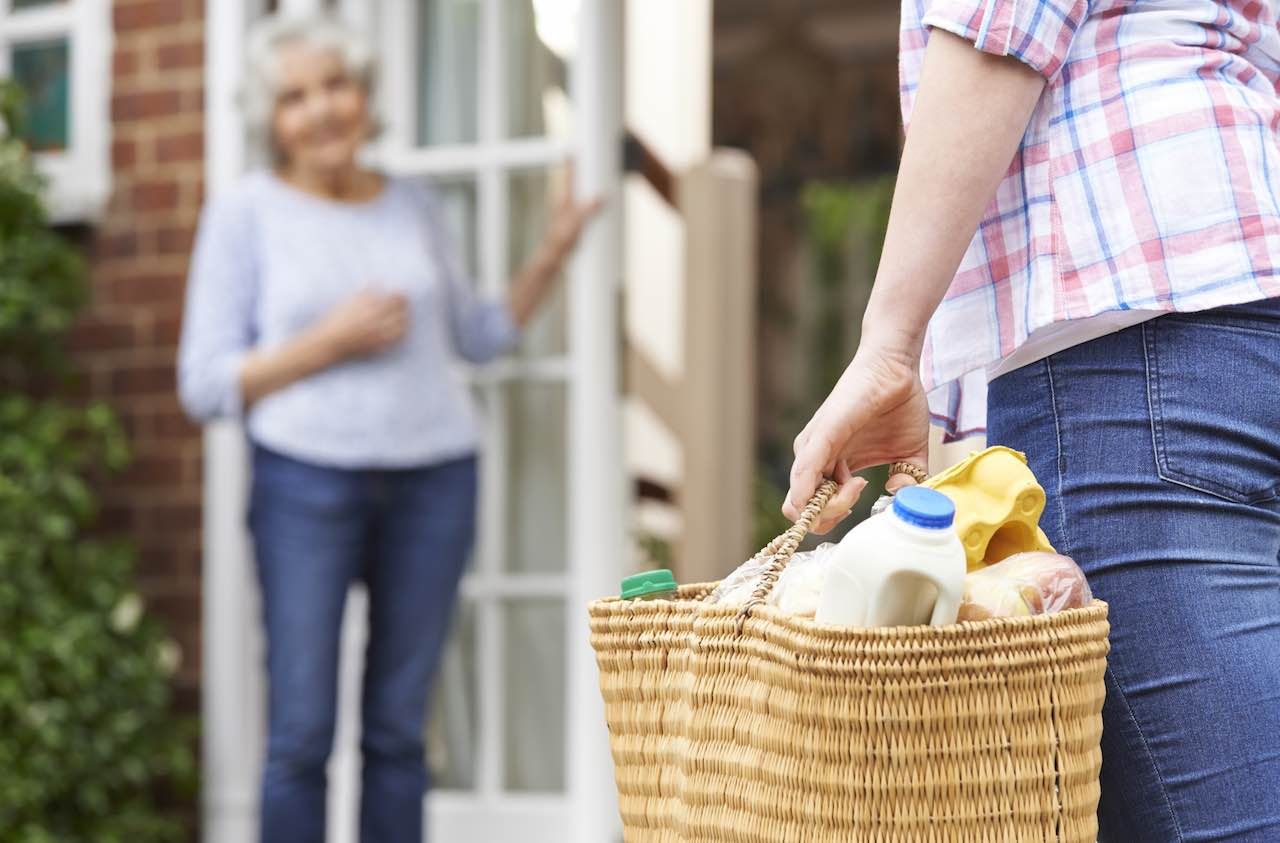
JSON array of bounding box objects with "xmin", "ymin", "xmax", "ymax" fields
[
  {"xmin": 721, "ymin": 463, "xmax": 929, "ymax": 628},
  {"xmin": 724, "ymin": 478, "xmax": 839, "ymax": 623}
]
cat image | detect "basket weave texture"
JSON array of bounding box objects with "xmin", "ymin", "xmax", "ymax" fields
[{"xmin": 589, "ymin": 482, "xmax": 1110, "ymax": 842}]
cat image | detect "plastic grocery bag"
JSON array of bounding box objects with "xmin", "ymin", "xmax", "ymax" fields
[
  {"xmin": 869, "ymin": 494, "xmax": 895, "ymax": 517},
  {"xmin": 957, "ymin": 551, "xmax": 1092, "ymax": 622},
  {"xmin": 708, "ymin": 543, "xmax": 839, "ymax": 616}
]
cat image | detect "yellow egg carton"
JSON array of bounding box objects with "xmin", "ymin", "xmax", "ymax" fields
[{"xmin": 923, "ymin": 445, "xmax": 1055, "ymax": 571}]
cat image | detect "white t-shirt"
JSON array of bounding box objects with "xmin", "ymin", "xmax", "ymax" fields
[{"xmin": 986, "ymin": 310, "xmax": 1162, "ymax": 381}]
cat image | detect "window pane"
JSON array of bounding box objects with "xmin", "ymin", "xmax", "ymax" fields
[
  {"xmin": 502, "ymin": 599, "xmax": 565, "ymax": 792},
  {"xmin": 508, "ymin": 168, "xmax": 567, "ymax": 356},
  {"xmin": 503, "ymin": 380, "xmax": 567, "ymax": 574},
  {"xmin": 417, "ymin": 0, "xmax": 481, "ymax": 145},
  {"xmin": 11, "ymin": 39, "xmax": 70, "ymax": 153},
  {"xmin": 426, "ymin": 598, "xmax": 478, "ymax": 789},
  {"xmin": 506, "ymin": 0, "xmax": 573, "ymax": 139},
  {"xmin": 424, "ymin": 177, "xmax": 480, "ymax": 280}
]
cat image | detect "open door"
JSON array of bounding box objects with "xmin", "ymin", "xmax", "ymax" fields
[{"xmin": 202, "ymin": 1, "xmax": 623, "ymax": 841}]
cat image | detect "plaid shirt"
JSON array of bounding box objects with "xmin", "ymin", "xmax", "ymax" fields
[{"xmin": 901, "ymin": 0, "xmax": 1280, "ymax": 437}]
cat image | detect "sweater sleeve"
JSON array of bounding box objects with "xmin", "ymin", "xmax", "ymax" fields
[
  {"xmin": 417, "ymin": 188, "xmax": 521, "ymax": 365},
  {"xmin": 177, "ymin": 190, "xmax": 258, "ymax": 422},
  {"xmin": 923, "ymin": 0, "xmax": 1089, "ymax": 80}
]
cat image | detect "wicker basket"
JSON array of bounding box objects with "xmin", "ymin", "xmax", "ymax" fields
[{"xmin": 589, "ymin": 482, "xmax": 1110, "ymax": 842}]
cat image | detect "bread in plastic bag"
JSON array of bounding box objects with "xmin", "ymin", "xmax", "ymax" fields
[
  {"xmin": 708, "ymin": 542, "xmax": 838, "ymax": 616},
  {"xmin": 957, "ymin": 551, "xmax": 1092, "ymax": 622}
]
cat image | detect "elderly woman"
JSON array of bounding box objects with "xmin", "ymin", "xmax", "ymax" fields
[{"xmin": 177, "ymin": 14, "xmax": 600, "ymax": 843}]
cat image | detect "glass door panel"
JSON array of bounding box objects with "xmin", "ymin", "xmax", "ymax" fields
[
  {"xmin": 416, "ymin": 0, "xmax": 481, "ymax": 145},
  {"xmin": 505, "ymin": 0, "xmax": 573, "ymax": 140},
  {"xmin": 427, "ymin": 599, "xmax": 479, "ymax": 789},
  {"xmin": 502, "ymin": 380, "xmax": 567, "ymax": 574},
  {"xmin": 502, "ymin": 598, "xmax": 566, "ymax": 791},
  {"xmin": 508, "ymin": 167, "xmax": 568, "ymax": 356}
]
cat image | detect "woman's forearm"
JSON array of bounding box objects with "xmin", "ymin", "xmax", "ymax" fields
[
  {"xmin": 507, "ymin": 242, "xmax": 565, "ymax": 328},
  {"xmin": 507, "ymin": 187, "xmax": 604, "ymax": 327},
  {"xmin": 861, "ymin": 30, "xmax": 1047, "ymax": 360},
  {"xmin": 238, "ymin": 326, "xmax": 342, "ymax": 408},
  {"xmin": 236, "ymin": 290, "xmax": 408, "ymax": 408}
]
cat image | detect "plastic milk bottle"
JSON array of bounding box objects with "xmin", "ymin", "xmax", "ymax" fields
[{"xmin": 815, "ymin": 486, "xmax": 966, "ymax": 627}]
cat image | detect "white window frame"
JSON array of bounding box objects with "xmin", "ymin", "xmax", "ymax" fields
[{"xmin": 0, "ymin": 0, "xmax": 112, "ymax": 223}]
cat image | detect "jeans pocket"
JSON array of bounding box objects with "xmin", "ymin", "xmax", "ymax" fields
[{"xmin": 1144, "ymin": 315, "xmax": 1280, "ymax": 504}]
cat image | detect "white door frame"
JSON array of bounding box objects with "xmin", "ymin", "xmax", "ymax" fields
[{"xmin": 200, "ymin": 2, "xmax": 624, "ymax": 841}]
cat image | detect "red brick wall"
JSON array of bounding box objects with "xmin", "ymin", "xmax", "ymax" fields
[{"xmin": 69, "ymin": 0, "xmax": 207, "ymax": 710}]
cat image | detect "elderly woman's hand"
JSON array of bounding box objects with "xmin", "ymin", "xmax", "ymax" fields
[
  {"xmin": 315, "ymin": 289, "xmax": 410, "ymax": 360},
  {"xmin": 508, "ymin": 164, "xmax": 605, "ymax": 327},
  {"xmin": 544, "ymin": 189, "xmax": 606, "ymax": 261},
  {"xmin": 542, "ymin": 162, "xmax": 606, "ymax": 261}
]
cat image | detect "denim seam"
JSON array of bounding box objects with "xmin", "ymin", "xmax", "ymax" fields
[
  {"xmin": 1052, "ymin": 348, "xmax": 1186, "ymax": 841},
  {"xmin": 1151, "ymin": 471, "xmax": 1280, "ymax": 506},
  {"xmin": 1143, "ymin": 321, "xmax": 1280, "ymax": 504},
  {"xmin": 1131, "ymin": 320, "xmax": 1189, "ymax": 843},
  {"xmin": 1043, "ymin": 357, "xmax": 1072, "ymax": 560},
  {"xmin": 1144, "ymin": 321, "xmax": 1166, "ymax": 479},
  {"xmin": 1042, "ymin": 356, "xmax": 1071, "ymax": 843},
  {"xmin": 1104, "ymin": 665, "xmax": 1187, "ymax": 843}
]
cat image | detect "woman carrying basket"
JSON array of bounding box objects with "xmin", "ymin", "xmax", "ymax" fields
[{"xmin": 785, "ymin": 1, "xmax": 1280, "ymax": 840}]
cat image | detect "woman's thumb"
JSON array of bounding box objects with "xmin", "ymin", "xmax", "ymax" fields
[
  {"xmin": 784, "ymin": 439, "xmax": 830, "ymax": 520},
  {"xmin": 883, "ymin": 446, "xmax": 929, "ymax": 493}
]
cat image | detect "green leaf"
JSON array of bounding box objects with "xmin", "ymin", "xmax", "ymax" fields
[{"xmin": 0, "ymin": 80, "xmax": 195, "ymax": 840}]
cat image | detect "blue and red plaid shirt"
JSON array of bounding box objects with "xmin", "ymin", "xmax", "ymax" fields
[{"xmin": 901, "ymin": 0, "xmax": 1280, "ymax": 436}]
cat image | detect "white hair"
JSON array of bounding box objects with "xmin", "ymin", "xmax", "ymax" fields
[{"xmin": 240, "ymin": 13, "xmax": 380, "ymax": 164}]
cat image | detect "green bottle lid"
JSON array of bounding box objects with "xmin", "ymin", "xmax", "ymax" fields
[{"xmin": 621, "ymin": 569, "xmax": 678, "ymax": 600}]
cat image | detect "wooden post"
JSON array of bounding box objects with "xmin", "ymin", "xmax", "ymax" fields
[{"xmin": 676, "ymin": 150, "xmax": 759, "ymax": 583}]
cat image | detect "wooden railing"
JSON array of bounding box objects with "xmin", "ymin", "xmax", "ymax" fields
[{"xmin": 623, "ymin": 130, "xmax": 759, "ymax": 583}]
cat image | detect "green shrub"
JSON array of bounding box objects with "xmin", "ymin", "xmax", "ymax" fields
[{"xmin": 0, "ymin": 81, "xmax": 195, "ymax": 843}]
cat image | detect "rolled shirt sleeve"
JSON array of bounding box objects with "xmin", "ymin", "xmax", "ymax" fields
[
  {"xmin": 922, "ymin": 0, "xmax": 1088, "ymax": 80},
  {"xmin": 177, "ymin": 192, "xmax": 257, "ymax": 422},
  {"xmin": 443, "ymin": 276, "xmax": 521, "ymax": 364}
]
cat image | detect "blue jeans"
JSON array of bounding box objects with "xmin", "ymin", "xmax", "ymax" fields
[
  {"xmin": 248, "ymin": 445, "xmax": 478, "ymax": 843},
  {"xmin": 988, "ymin": 299, "xmax": 1280, "ymax": 842}
]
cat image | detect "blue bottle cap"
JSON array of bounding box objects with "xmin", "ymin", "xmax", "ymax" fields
[{"xmin": 891, "ymin": 485, "xmax": 955, "ymax": 530}]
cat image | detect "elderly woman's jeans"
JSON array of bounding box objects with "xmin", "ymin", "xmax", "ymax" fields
[
  {"xmin": 987, "ymin": 298, "xmax": 1280, "ymax": 842},
  {"xmin": 249, "ymin": 445, "xmax": 477, "ymax": 843}
]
